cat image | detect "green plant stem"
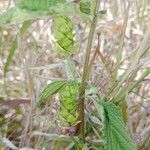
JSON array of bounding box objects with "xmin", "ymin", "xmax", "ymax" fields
[{"xmin": 78, "ymin": 0, "xmax": 100, "ymax": 142}]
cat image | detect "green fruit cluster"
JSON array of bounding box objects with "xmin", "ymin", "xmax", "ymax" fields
[
  {"xmin": 54, "ymin": 16, "xmax": 76, "ymax": 55},
  {"xmin": 59, "ymin": 82, "xmax": 78, "ymax": 125}
]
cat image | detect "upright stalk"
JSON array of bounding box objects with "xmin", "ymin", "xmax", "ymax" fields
[{"xmin": 78, "ymin": 0, "xmax": 100, "ymax": 142}]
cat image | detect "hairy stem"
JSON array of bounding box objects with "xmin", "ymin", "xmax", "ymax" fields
[{"xmin": 78, "ymin": 0, "xmax": 100, "ymax": 142}]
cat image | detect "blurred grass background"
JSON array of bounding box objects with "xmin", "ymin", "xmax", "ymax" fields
[{"xmin": 0, "ymin": 0, "xmax": 150, "ymax": 149}]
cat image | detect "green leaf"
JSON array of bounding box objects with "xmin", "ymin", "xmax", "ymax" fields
[
  {"xmin": 0, "ymin": 0, "xmax": 83, "ymax": 26},
  {"xmin": 54, "ymin": 16, "xmax": 77, "ymax": 55},
  {"xmin": 36, "ymin": 80, "xmax": 67, "ymax": 107},
  {"xmin": 99, "ymin": 101, "xmax": 136, "ymax": 150},
  {"xmin": 17, "ymin": 0, "xmax": 66, "ymax": 11},
  {"xmin": 0, "ymin": 117, "xmax": 5, "ymax": 128},
  {"xmin": 59, "ymin": 81, "xmax": 79, "ymax": 125},
  {"xmin": 20, "ymin": 20, "xmax": 31, "ymax": 35},
  {"xmin": 0, "ymin": 7, "xmax": 47, "ymax": 26},
  {"xmin": 4, "ymin": 37, "xmax": 17, "ymax": 78}
]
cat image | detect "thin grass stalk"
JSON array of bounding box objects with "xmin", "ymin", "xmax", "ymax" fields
[
  {"xmin": 115, "ymin": 21, "xmax": 150, "ymax": 89},
  {"xmin": 115, "ymin": 69, "xmax": 150, "ymax": 104},
  {"xmin": 107, "ymin": 21, "xmax": 150, "ymax": 98},
  {"xmin": 114, "ymin": 0, "xmax": 129, "ymax": 80}
]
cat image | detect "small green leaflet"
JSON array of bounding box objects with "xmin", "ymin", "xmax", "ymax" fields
[
  {"xmin": 95, "ymin": 101, "xmax": 136, "ymax": 150},
  {"xmin": 0, "ymin": 7, "xmax": 46, "ymax": 26},
  {"xmin": 36, "ymin": 80, "xmax": 67, "ymax": 107},
  {"xmin": 79, "ymin": 0, "xmax": 91, "ymax": 15},
  {"xmin": 79, "ymin": 0, "xmax": 107, "ymax": 16},
  {"xmin": 54, "ymin": 16, "xmax": 77, "ymax": 55},
  {"xmin": 59, "ymin": 81, "xmax": 79, "ymax": 125}
]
